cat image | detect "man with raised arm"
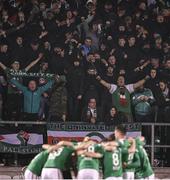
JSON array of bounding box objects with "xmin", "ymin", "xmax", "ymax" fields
[
  {"xmin": 0, "ymin": 53, "xmax": 43, "ymax": 74},
  {"xmin": 96, "ymin": 75, "xmax": 150, "ymax": 122},
  {"xmin": 9, "ymin": 75, "xmax": 60, "ymax": 120},
  {"xmin": 0, "ymin": 53, "xmax": 43, "ymax": 120}
]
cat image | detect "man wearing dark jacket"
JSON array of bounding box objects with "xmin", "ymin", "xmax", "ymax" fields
[
  {"xmin": 50, "ymin": 45, "xmax": 67, "ymax": 75},
  {"xmin": 161, "ymin": 58, "xmax": 170, "ymax": 84},
  {"xmin": 11, "ymin": 36, "xmax": 27, "ymax": 68},
  {"xmin": 48, "ymin": 75, "xmax": 67, "ymax": 122},
  {"xmin": 157, "ymin": 80, "xmax": 170, "ymax": 122},
  {"xmin": 67, "ymin": 59, "xmax": 84, "ymax": 121},
  {"xmin": 81, "ymin": 98, "xmax": 102, "ymax": 124}
]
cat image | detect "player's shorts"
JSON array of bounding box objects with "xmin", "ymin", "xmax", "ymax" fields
[
  {"xmin": 41, "ymin": 168, "xmax": 63, "ymax": 179},
  {"xmin": 144, "ymin": 174, "xmax": 155, "ymax": 180},
  {"xmin": 105, "ymin": 176, "xmax": 122, "ymax": 180},
  {"xmin": 135, "ymin": 174, "xmax": 155, "ymax": 180},
  {"xmin": 24, "ymin": 169, "xmax": 39, "ymax": 180},
  {"xmin": 77, "ymin": 168, "xmax": 99, "ymax": 179},
  {"xmin": 123, "ymin": 172, "xmax": 134, "ymax": 180}
]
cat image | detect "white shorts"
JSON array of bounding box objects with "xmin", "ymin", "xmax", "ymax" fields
[
  {"xmin": 24, "ymin": 169, "xmax": 39, "ymax": 180},
  {"xmin": 123, "ymin": 172, "xmax": 134, "ymax": 180},
  {"xmin": 41, "ymin": 168, "xmax": 63, "ymax": 179},
  {"xmin": 144, "ymin": 174, "xmax": 155, "ymax": 180},
  {"xmin": 105, "ymin": 176, "xmax": 122, "ymax": 180},
  {"xmin": 77, "ymin": 169, "xmax": 99, "ymax": 179},
  {"xmin": 135, "ymin": 174, "xmax": 155, "ymax": 180}
]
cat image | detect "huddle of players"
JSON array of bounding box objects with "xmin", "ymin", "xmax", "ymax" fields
[{"xmin": 24, "ymin": 125, "xmax": 154, "ymax": 180}]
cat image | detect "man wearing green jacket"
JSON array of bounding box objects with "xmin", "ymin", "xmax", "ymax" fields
[
  {"xmin": 131, "ymin": 85, "xmax": 155, "ymax": 122},
  {"xmin": 10, "ymin": 76, "xmax": 58, "ymax": 120}
]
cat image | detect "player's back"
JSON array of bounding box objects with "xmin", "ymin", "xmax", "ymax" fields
[
  {"xmin": 135, "ymin": 138, "xmax": 154, "ymax": 179},
  {"xmin": 44, "ymin": 146, "xmax": 74, "ymax": 170},
  {"xmin": 77, "ymin": 144, "xmax": 102, "ymax": 171},
  {"xmin": 103, "ymin": 147, "xmax": 123, "ymax": 179},
  {"xmin": 27, "ymin": 150, "xmax": 49, "ymax": 176}
]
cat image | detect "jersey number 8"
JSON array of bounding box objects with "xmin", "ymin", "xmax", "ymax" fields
[{"xmin": 112, "ymin": 153, "xmax": 119, "ymax": 167}]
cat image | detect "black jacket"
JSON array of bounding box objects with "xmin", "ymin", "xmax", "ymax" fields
[
  {"xmin": 81, "ymin": 106, "xmax": 102, "ymax": 123},
  {"xmin": 67, "ymin": 66, "xmax": 85, "ymax": 97}
]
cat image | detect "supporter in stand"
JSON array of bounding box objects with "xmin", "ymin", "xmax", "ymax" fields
[
  {"xmin": 131, "ymin": 85, "xmax": 156, "ymax": 122},
  {"xmin": 48, "ymin": 75, "xmax": 67, "ymax": 122},
  {"xmin": 81, "ymin": 98, "xmax": 102, "ymax": 124},
  {"xmin": 11, "ymin": 36, "xmax": 27, "ymax": 68},
  {"xmin": 0, "ymin": 54, "xmax": 43, "ymax": 120},
  {"xmin": 67, "ymin": 57, "xmax": 84, "ymax": 121},
  {"xmin": 9, "ymin": 75, "xmax": 59, "ymax": 121},
  {"xmin": 96, "ymin": 74, "xmax": 150, "ymax": 122},
  {"xmin": 105, "ymin": 106, "xmax": 127, "ymax": 125},
  {"xmin": 161, "ymin": 57, "xmax": 170, "ymax": 84},
  {"xmin": 157, "ymin": 80, "xmax": 170, "ymax": 122}
]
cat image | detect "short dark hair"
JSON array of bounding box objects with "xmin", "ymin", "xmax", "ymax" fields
[
  {"xmin": 115, "ymin": 125, "xmax": 127, "ymax": 135},
  {"xmin": 108, "ymin": 133, "xmax": 115, "ymax": 141},
  {"xmin": 128, "ymin": 35, "xmax": 135, "ymax": 40},
  {"xmin": 159, "ymin": 79, "xmax": 167, "ymax": 84},
  {"xmin": 85, "ymin": 37, "xmax": 92, "ymax": 41},
  {"xmin": 27, "ymin": 79, "xmax": 38, "ymax": 86},
  {"xmin": 150, "ymin": 68, "xmax": 157, "ymax": 71},
  {"xmin": 110, "ymin": 105, "xmax": 117, "ymax": 111},
  {"xmin": 88, "ymin": 98, "xmax": 96, "ymax": 102},
  {"xmin": 117, "ymin": 75, "xmax": 125, "ymax": 81}
]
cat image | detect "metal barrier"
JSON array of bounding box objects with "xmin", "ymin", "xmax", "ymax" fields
[
  {"xmin": 0, "ymin": 120, "xmax": 170, "ymax": 167},
  {"xmin": 141, "ymin": 123, "xmax": 170, "ymax": 167}
]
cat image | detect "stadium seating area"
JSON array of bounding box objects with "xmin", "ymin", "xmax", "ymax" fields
[{"xmin": 0, "ymin": 0, "xmax": 170, "ymax": 123}]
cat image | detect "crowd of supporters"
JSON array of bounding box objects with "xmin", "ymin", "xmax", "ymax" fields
[{"xmin": 0, "ymin": 0, "xmax": 170, "ymax": 123}]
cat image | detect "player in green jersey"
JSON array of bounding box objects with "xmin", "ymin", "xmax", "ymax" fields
[
  {"xmin": 123, "ymin": 149, "xmax": 141, "ymax": 180},
  {"xmin": 102, "ymin": 134, "xmax": 138, "ymax": 180},
  {"xmin": 135, "ymin": 137, "xmax": 154, "ymax": 180},
  {"xmin": 76, "ymin": 138, "xmax": 103, "ymax": 179},
  {"xmin": 101, "ymin": 141, "xmax": 123, "ymax": 180},
  {"xmin": 24, "ymin": 144, "xmax": 50, "ymax": 180},
  {"xmin": 114, "ymin": 125, "xmax": 139, "ymax": 180},
  {"xmin": 114, "ymin": 125, "xmax": 127, "ymax": 144},
  {"xmin": 41, "ymin": 141, "xmax": 76, "ymax": 179}
]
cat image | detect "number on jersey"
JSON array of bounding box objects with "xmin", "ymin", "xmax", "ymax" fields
[
  {"xmin": 48, "ymin": 147, "xmax": 64, "ymax": 159},
  {"xmin": 112, "ymin": 150, "xmax": 120, "ymax": 170},
  {"xmin": 127, "ymin": 153, "xmax": 134, "ymax": 164}
]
